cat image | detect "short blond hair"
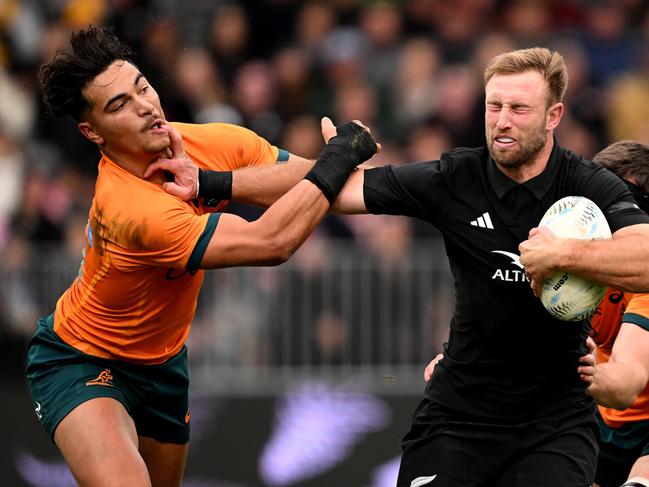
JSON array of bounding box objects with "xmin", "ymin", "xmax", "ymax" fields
[{"xmin": 483, "ymin": 47, "xmax": 568, "ymax": 106}]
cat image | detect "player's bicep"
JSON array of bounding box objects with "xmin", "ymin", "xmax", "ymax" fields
[
  {"xmin": 198, "ymin": 213, "xmax": 281, "ymax": 269},
  {"xmin": 611, "ymin": 222, "xmax": 649, "ymax": 239},
  {"xmin": 610, "ymin": 322, "xmax": 649, "ymax": 386}
]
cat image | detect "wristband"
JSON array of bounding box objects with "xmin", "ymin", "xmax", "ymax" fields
[
  {"xmin": 198, "ymin": 169, "xmax": 232, "ymax": 204},
  {"xmin": 623, "ymin": 479, "xmax": 649, "ymax": 487},
  {"xmin": 304, "ymin": 121, "xmax": 377, "ymax": 202}
]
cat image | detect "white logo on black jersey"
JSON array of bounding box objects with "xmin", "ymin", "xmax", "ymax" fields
[
  {"xmin": 491, "ymin": 250, "xmax": 524, "ymax": 269},
  {"xmin": 470, "ymin": 212, "xmax": 494, "ymax": 229},
  {"xmin": 410, "ymin": 475, "xmax": 437, "ymax": 487},
  {"xmin": 491, "ymin": 250, "xmax": 529, "ymax": 282}
]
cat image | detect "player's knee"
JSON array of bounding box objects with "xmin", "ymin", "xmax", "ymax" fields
[{"xmin": 622, "ymin": 477, "xmax": 649, "ymax": 487}]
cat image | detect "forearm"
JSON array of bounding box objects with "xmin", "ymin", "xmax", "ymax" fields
[
  {"xmin": 587, "ymin": 361, "xmax": 644, "ymax": 409},
  {"xmin": 200, "ymin": 121, "xmax": 377, "ymax": 268},
  {"xmin": 200, "ymin": 180, "xmax": 330, "ymax": 268},
  {"xmin": 231, "ymin": 159, "xmax": 314, "ymax": 207},
  {"xmin": 253, "ymin": 180, "xmax": 331, "ymax": 263},
  {"xmin": 559, "ymin": 234, "xmax": 649, "ymax": 292}
]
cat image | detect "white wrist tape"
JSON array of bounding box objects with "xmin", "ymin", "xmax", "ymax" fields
[{"xmin": 622, "ymin": 477, "xmax": 649, "ymax": 487}]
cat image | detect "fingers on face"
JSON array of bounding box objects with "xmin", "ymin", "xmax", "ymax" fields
[{"xmin": 163, "ymin": 124, "xmax": 183, "ymax": 156}]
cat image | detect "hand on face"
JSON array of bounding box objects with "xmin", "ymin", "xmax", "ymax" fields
[
  {"xmin": 519, "ymin": 226, "xmax": 560, "ymax": 296},
  {"xmin": 144, "ymin": 124, "xmax": 199, "ymax": 199}
]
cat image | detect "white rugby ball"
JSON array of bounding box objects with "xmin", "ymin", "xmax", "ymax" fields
[{"xmin": 538, "ymin": 196, "xmax": 611, "ymax": 321}]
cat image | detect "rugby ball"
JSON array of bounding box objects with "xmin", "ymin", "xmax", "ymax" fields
[{"xmin": 538, "ymin": 196, "xmax": 611, "ymax": 321}]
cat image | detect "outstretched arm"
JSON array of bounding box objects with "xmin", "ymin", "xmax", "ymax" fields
[
  {"xmin": 145, "ymin": 118, "xmax": 377, "ymax": 209},
  {"xmin": 199, "ymin": 120, "xmax": 378, "ymax": 268},
  {"xmin": 520, "ymin": 224, "xmax": 649, "ymax": 294}
]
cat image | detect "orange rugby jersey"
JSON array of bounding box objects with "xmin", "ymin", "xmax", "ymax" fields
[
  {"xmin": 591, "ymin": 289, "xmax": 649, "ymax": 427},
  {"xmin": 54, "ymin": 122, "xmax": 280, "ymax": 364}
]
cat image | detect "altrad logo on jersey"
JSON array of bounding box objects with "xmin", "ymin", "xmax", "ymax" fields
[{"xmin": 490, "ymin": 250, "xmax": 530, "ymax": 283}]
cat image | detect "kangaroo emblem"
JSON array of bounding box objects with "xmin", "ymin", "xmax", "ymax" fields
[{"xmin": 86, "ymin": 369, "xmax": 114, "ymax": 387}]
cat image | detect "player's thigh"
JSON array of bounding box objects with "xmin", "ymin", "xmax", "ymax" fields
[
  {"xmin": 397, "ymin": 399, "xmax": 496, "ymax": 487},
  {"xmin": 595, "ymin": 446, "xmax": 635, "ymax": 487},
  {"xmin": 55, "ymin": 397, "xmax": 151, "ymax": 487},
  {"xmin": 139, "ymin": 435, "xmax": 188, "ymax": 487},
  {"xmin": 497, "ymin": 428, "xmax": 598, "ymax": 487},
  {"xmin": 129, "ymin": 347, "xmax": 190, "ymax": 445}
]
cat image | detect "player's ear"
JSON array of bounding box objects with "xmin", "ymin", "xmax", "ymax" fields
[
  {"xmin": 78, "ymin": 121, "xmax": 104, "ymax": 145},
  {"xmin": 546, "ymin": 102, "xmax": 563, "ymax": 131}
]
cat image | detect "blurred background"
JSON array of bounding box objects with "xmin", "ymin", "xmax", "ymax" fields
[{"xmin": 1, "ymin": 0, "xmax": 648, "ymax": 485}]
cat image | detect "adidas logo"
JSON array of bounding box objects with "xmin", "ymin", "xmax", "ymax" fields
[{"xmin": 470, "ymin": 212, "xmax": 494, "ymax": 229}]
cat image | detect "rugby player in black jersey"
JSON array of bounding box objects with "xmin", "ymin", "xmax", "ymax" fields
[{"xmin": 153, "ymin": 47, "xmax": 649, "ymax": 486}]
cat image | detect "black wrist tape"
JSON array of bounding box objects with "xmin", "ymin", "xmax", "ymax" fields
[
  {"xmin": 198, "ymin": 169, "xmax": 232, "ymax": 201},
  {"xmin": 304, "ymin": 121, "xmax": 377, "ymax": 203}
]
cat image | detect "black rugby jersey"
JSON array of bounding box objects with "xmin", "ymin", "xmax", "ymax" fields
[{"xmin": 364, "ymin": 142, "xmax": 649, "ymax": 421}]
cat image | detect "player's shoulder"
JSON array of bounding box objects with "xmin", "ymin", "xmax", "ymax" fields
[
  {"xmin": 556, "ymin": 146, "xmax": 625, "ymax": 196},
  {"xmin": 557, "ymin": 146, "xmax": 607, "ymax": 175},
  {"xmin": 443, "ymin": 146, "xmax": 486, "ymax": 160},
  {"xmin": 440, "ymin": 146, "xmax": 488, "ymax": 176},
  {"xmin": 95, "ymin": 161, "xmax": 188, "ymax": 222},
  {"xmin": 171, "ymin": 121, "xmax": 255, "ymax": 140},
  {"xmin": 442, "ymin": 146, "xmax": 487, "ymax": 164}
]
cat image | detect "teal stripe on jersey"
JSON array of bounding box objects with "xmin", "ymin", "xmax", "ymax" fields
[
  {"xmin": 277, "ymin": 148, "xmax": 289, "ymax": 163},
  {"xmin": 623, "ymin": 312, "xmax": 649, "ymax": 332},
  {"xmin": 186, "ymin": 212, "xmax": 221, "ymax": 272}
]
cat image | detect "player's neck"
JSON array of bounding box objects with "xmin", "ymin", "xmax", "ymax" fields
[
  {"xmin": 101, "ymin": 147, "xmax": 167, "ymax": 184},
  {"xmin": 497, "ymin": 137, "xmax": 554, "ymax": 184}
]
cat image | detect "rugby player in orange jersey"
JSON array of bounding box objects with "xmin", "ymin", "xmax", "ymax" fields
[
  {"xmin": 26, "ymin": 26, "xmax": 378, "ymax": 487},
  {"xmin": 576, "ymin": 141, "xmax": 649, "ymax": 487}
]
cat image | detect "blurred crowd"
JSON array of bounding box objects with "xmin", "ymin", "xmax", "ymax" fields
[{"xmin": 2, "ymin": 0, "xmax": 649, "ymax": 378}]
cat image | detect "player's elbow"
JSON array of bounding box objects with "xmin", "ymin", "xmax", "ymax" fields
[{"xmin": 263, "ymin": 233, "xmax": 302, "ymax": 265}]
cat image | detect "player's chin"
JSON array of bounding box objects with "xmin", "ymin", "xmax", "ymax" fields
[{"xmin": 145, "ymin": 135, "xmax": 171, "ymax": 153}]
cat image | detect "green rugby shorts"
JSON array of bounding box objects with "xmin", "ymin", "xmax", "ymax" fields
[{"xmin": 26, "ymin": 314, "xmax": 190, "ymax": 444}]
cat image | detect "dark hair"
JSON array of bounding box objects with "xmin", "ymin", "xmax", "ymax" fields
[
  {"xmin": 592, "ymin": 140, "xmax": 649, "ymax": 192},
  {"xmin": 39, "ymin": 26, "xmax": 134, "ymax": 121}
]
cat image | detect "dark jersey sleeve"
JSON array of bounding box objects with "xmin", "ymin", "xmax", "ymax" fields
[
  {"xmin": 576, "ymin": 165, "xmax": 649, "ymax": 233},
  {"xmin": 363, "ymin": 160, "xmax": 449, "ymax": 223}
]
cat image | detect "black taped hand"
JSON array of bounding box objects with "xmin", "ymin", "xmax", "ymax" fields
[
  {"xmin": 304, "ymin": 121, "xmax": 378, "ymax": 203},
  {"xmin": 197, "ymin": 169, "xmax": 232, "ymax": 205}
]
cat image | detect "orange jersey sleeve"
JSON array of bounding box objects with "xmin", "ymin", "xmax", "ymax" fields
[{"xmin": 593, "ymin": 289, "xmax": 649, "ymax": 427}]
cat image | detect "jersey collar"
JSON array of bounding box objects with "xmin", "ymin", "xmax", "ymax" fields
[{"xmin": 487, "ymin": 138, "xmax": 562, "ymax": 200}]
